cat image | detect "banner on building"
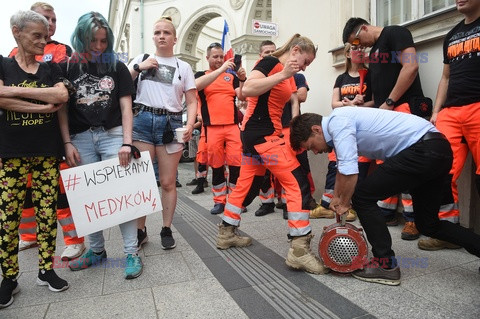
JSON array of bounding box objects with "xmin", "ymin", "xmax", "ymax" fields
[
  {"xmin": 60, "ymin": 151, "xmax": 161, "ymax": 237},
  {"xmin": 252, "ymin": 19, "xmax": 278, "ymax": 36}
]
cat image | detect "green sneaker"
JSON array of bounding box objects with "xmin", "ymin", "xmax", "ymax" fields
[
  {"xmin": 69, "ymin": 249, "xmax": 107, "ymax": 271},
  {"xmin": 125, "ymin": 254, "xmax": 143, "ymax": 279}
]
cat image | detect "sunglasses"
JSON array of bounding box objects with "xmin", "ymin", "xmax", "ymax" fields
[
  {"xmin": 160, "ymin": 16, "xmax": 173, "ymax": 22},
  {"xmin": 352, "ymin": 25, "xmax": 364, "ymax": 46}
]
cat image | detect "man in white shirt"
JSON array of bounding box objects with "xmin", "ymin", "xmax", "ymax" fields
[{"xmin": 290, "ymin": 108, "xmax": 480, "ymax": 286}]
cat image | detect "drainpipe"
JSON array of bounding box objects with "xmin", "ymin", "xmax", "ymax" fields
[{"xmin": 140, "ymin": 0, "xmax": 144, "ymax": 52}]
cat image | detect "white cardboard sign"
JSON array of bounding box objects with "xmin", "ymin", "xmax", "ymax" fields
[{"xmin": 60, "ymin": 151, "xmax": 161, "ymax": 237}]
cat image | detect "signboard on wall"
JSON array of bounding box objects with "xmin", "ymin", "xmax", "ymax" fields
[
  {"xmin": 60, "ymin": 151, "xmax": 161, "ymax": 236},
  {"xmin": 252, "ymin": 19, "xmax": 278, "ymax": 36}
]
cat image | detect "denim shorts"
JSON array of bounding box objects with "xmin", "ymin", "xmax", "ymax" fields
[{"xmin": 133, "ymin": 109, "xmax": 183, "ymax": 148}]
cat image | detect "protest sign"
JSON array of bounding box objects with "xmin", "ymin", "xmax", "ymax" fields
[{"xmin": 60, "ymin": 151, "xmax": 161, "ymax": 237}]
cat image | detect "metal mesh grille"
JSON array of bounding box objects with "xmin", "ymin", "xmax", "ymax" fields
[{"xmin": 327, "ymin": 236, "xmax": 359, "ymax": 265}]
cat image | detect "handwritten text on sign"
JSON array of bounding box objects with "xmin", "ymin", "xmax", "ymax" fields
[{"xmin": 60, "ymin": 151, "xmax": 161, "ymax": 237}]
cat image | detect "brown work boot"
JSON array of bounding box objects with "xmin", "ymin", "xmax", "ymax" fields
[
  {"xmin": 417, "ymin": 238, "xmax": 461, "ymax": 251},
  {"xmin": 401, "ymin": 221, "xmax": 420, "ymax": 240},
  {"xmin": 310, "ymin": 205, "xmax": 335, "ymax": 219},
  {"xmin": 216, "ymin": 224, "xmax": 252, "ymax": 250},
  {"xmin": 285, "ymin": 234, "xmax": 329, "ymax": 274},
  {"xmin": 346, "ymin": 208, "xmax": 357, "ymax": 222}
]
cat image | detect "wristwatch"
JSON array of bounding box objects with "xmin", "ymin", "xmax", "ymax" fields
[
  {"xmin": 133, "ymin": 64, "xmax": 141, "ymax": 73},
  {"xmin": 385, "ymin": 98, "xmax": 396, "ymax": 107},
  {"xmin": 60, "ymin": 77, "xmax": 76, "ymax": 96}
]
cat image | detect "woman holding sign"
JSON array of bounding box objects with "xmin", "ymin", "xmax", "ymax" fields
[
  {"xmin": 58, "ymin": 12, "xmax": 142, "ymax": 279},
  {"xmin": 128, "ymin": 16, "xmax": 197, "ymax": 250},
  {"xmin": 0, "ymin": 10, "xmax": 69, "ymax": 308}
]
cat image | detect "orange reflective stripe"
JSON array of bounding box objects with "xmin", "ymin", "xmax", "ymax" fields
[{"xmin": 19, "ymin": 207, "xmax": 36, "ymax": 241}]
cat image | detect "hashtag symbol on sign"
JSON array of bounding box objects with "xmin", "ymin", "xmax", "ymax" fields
[{"xmin": 64, "ymin": 174, "xmax": 81, "ymax": 191}]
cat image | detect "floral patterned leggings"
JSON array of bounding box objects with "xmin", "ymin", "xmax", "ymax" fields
[{"xmin": 0, "ymin": 157, "xmax": 59, "ymax": 278}]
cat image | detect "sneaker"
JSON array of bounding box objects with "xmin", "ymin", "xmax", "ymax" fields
[
  {"xmin": 417, "ymin": 238, "xmax": 461, "ymax": 251},
  {"xmin": 385, "ymin": 215, "xmax": 399, "ymax": 227},
  {"xmin": 37, "ymin": 269, "xmax": 69, "ymax": 292},
  {"xmin": 69, "ymin": 249, "xmax": 107, "ymax": 271},
  {"xmin": 241, "ymin": 207, "xmax": 248, "ymax": 213},
  {"xmin": 203, "ymin": 180, "xmax": 209, "ymax": 188},
  {"xmin": 176, "ymin": 180, "xmax": 182, "ymax": 187},
  {"xmin": 210, "ymin": 203, "xmax": 225, "ymax": 215},
  {"xmin": 254, "ymin": 203, "xmax": 275, "ymax": 216},
  {"xmin": 137, "ymin": 227, "xmax": 149, "ymax": 249},
  {"xmin": 401, "ymin": 221, "xmax": 420, "ymax": 240},
  {"xmin": 352, "ymin": 264, "xmax": 401, "ymax": 286},
  {"xmin": 0, "ymin": 277, "xmax": 20, "ymax": 309},
  {"xmin": 18, "ymin": 239, "xmax": 38, "ymax": 251},
  {"xmin": 61, "ymin": 243, "xmax": 86, "ymax": 261},
  {"xmin": 160, "ymin": 227, "xmax": 176, "ymax": 250},
  {"xmin": 186, "ymin": 178, "xmax": 198, "ymax": 186},
  {"xmin": 310, "ymin": 205, "xmax": 335, "ymax": 219},
  {"xmin": 125, "ymin": 254, "xmax": 143, "ymax": 279}
]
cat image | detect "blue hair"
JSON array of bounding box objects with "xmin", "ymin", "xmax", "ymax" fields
[{"xmin": 70, "ymin": 11, "xmax": 116, "ymax": 73}]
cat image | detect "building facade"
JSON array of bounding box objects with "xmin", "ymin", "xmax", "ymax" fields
[{"xmin": 109, "ymin": 0, "xmax": 479, "ymax": 231}]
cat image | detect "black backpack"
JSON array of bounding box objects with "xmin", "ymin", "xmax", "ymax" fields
[{"xmin": 132, "ymin": 53, "xmax": 150, "ymax": 101}]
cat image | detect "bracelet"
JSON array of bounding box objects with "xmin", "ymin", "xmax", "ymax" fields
[
  {"xmin": 64, "ymin": 141, "xmax": 73, "ymax": 145},
  {"xmin": 122, "ymin": 144, "xmax": 132, "ymax": 147},
  {"xmin": 239, "ymin": 78, "xmax": 247, "ymax": 82}
]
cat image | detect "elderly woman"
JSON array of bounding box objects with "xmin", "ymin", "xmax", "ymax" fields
[{"xmin": 0, "ymin": 10, "xmax": 69, "ymax": 309}]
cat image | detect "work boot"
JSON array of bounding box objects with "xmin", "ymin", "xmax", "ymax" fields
[
  {"xmin": 310, "ymin": 205, "xmax": 335, "ymax": 219},
  {"xmin": 401, "ymin": 221, "xmax": 420, "ymax": 240},
  {"xmin": 186, "ymin": 178, "xmax": 198, "ymax": 186},
  {"xmin": 307, "ymin": 197, "xmax": 318, "ymax": 210},
  {"xmin": 417, "ymin": 238, "xmax": 461, "ymax": 251},
  {"xmin": 276, "ymin": 201, "xmax": 286, "ymax": 209},
  {"xmin": 385, "ymin": 215, "xmax": 399, "ymax": 226},
  {"xmin": 210, "ymin": 203, "xmax": 225, "ymax": 215},
  {"xmin": 254, "ymin": 203, "xmax": 275, "ymax": 216},
  {"xmin": 346, "ymin": 208, "xmax": 357, "ymax": 222},
  {"xmin": 285, "ymin": 234, "xmax": 328, "ymax": 274},
  {"xmin": 216, "ymin": 223, "xmax": 252, "ymax": 249},
  {"xmin": 191, "ymin": 177, "xmax": 205, "ymax": 194}
]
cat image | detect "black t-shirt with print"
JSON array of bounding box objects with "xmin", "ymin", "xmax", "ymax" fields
[
  {"xmin": 0, "ymin": 57, "xmax": 63, "ymax": 158},
  {"xmin": 443, "ymin": 17, "xmax": 480, "ymax": 107},
  {"xmin": 334, "ymin": 71, "xmax": 372, "ymax": 103},
  {"xmin": 63, "ymin": 61, "xmax": 134, "ymax": 134},
  {"xmin": 368, "ymin": 26, "xmax": 423, "ymax": 108}
]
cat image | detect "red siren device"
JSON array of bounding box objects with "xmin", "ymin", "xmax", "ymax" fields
[{"xmin": 318, "ymin": 212, "xmax": 368, "ymax": 273}]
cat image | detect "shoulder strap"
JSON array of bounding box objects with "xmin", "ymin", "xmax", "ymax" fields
[{"xmin": 142, "ymin": 53, "xmax": 150, "ymax": 62}]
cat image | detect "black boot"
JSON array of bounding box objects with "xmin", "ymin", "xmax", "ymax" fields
[
  {"xmin": 192, "ymin": 177, "xmax": 206, "ymax": 194},
  {"xmin": 254, "ymin": 203, "xmax": 275, "ymax": 216}
]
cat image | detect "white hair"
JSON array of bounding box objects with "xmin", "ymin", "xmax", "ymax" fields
[{"xmin": 10, "ymin": 10, "xmax": 48, "ymax": 31}]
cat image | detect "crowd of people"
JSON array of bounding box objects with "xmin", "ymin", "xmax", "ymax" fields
[{"xmin": 1, "ymin": 0, "xmax": 480, "ymax": 309}]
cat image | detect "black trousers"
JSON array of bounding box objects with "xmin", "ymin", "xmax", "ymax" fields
[{"xmin": 352, "ymin": 136, "xmax": 480, "ymax": 265}]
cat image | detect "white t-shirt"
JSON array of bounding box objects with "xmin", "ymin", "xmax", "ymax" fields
[{"xmin": 129, "ymin": 54, "xmax": 196, "ymax": 112}]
